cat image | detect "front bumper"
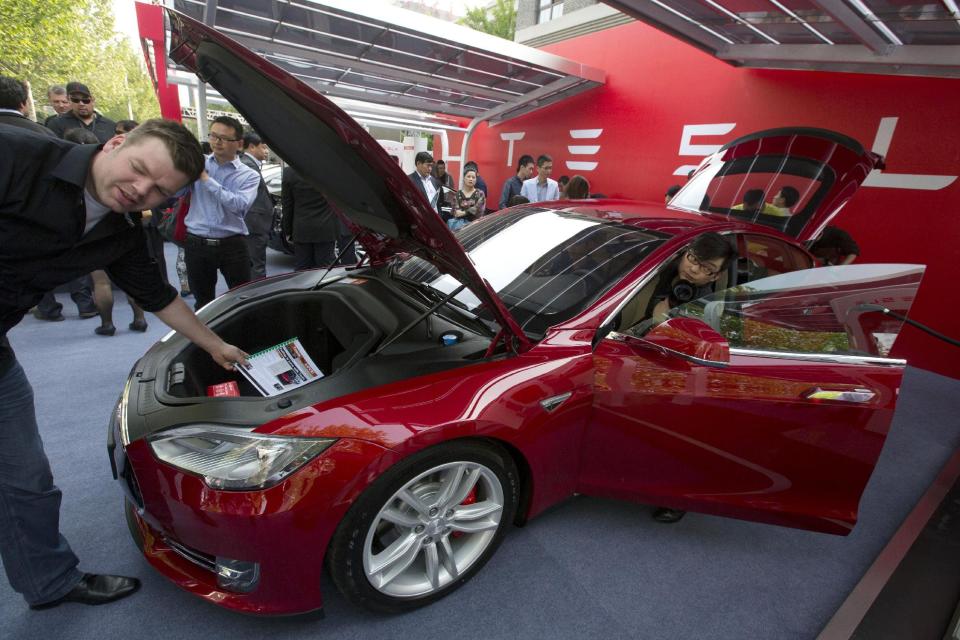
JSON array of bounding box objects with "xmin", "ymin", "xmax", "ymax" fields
[{"xmin": 114, "ymin": 433, "xmax": 393, "ymax": 615}]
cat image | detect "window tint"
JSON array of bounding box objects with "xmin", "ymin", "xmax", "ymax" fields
[
  {"xmin": 632, "ymin": 265, "xmax": 923, "ymax": 359},
  {"xmin": 671, "ymin": 155, "xmax": 836, "ymax": 237},
  {"xmin": 736, "ymin": 234, "xmax": 814, "ymax": 284}
]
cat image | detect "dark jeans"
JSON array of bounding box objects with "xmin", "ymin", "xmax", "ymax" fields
[
  {"xmin": 0, "ymin": 360, "xmax": 83, "ymax": 605},
  {"xmin": 184, "ymin": 234, "xmax": 251, "ymax": 310},
  {"xmin": 36, "ymin": 274, "xmax": 95, "ymax": 317}
]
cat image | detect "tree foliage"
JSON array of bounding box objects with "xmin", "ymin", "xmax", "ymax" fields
[
  {"xmin": 0, "ymin": 0, "xmax": 160, "ymax": 122},
  {"xmin": 458, "ymin": 0, "xmax": 517, "ymax": 41}
]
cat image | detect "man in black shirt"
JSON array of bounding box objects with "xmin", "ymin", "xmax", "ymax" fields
[
  {"xmin": 46, "ymin": 81, "xmax": 116, "ymax": 143},
  {"xmin": 0, "ymin": 121, "xmax": 246, "ymax": 610}
]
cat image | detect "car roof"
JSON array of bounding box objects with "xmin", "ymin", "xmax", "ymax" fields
[{"xmin": 530, "ymin": 198, "xmax": 795, "ymax": 241}]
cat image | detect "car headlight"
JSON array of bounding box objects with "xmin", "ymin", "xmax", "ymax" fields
[{"xmin": 148, "ymin": 426, "xmax": 336, "ymax": 491}]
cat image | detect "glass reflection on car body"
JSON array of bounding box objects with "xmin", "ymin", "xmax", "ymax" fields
[{"xmin": 397, "ymin": 209, "xmax": 666, "ymax": 336}]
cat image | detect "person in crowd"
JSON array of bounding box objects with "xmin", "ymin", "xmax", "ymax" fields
[
  {"xmin": 334, "ymin": 217, "xmax": 358, "ymax": 266},
  {"xmin": 62, "ymin": 127, "xmax": 150, "ymax": 336},
  {"xmin": 768, "ymin": 185, "xmax": 800, "ymax": 216},
  {"xmin": 183, "ymin": 115, "xmax": 259, "ymax": 310},
  {"xmin": 408, "ymin": 151, "xmax": 441, "ymax": 213},
  {"xmin": 463, "ymin": 160, "xmax": 488, "ymax": 198},
  {"xmin": 499, "ymin": 154, "xmax": 535, "ymax": 209},
  {"xmin": 558, "ymin": 175, "xmax": 570, "ymax": 198},
  {"xmin": 565, "ymin": 175, "xmax": 590, "ymax": 199},
  {"xmin": 448, "ymin": 167, "xmax": 485, "ymax": 231},
  {"xmin": 0, "ymin": 120, "xmax": 246, "ymax": 610},
  {"xmin": 507, "ymin": 194, "xmax": 530, "ymax": 207},
  {"xmin": 432, "ymin": 159, "xmax": 455, "ymax": 190},
  {"xmin": 810, "ymin": 226, "xmax": 860, "ymax": 266},
  {"xmin": 520, "ymin": 154, "xmax": 560, "ymax": 203},
  {"xmin": 281, "ymin": 165, "xmax": 341, "ymax": 270},
  {"xmin": 642, "ymin": 232, "xmax": 736, "ymax": 524},
  {"xmin": 43, "ymin": 85, "xmax": 71, "ymax": 127},
  {"xmin": 733, "ymin": 188, "xmax": 787, "ymax": 216},
  {"xmin": 0, "ymin": 77, "xmax": 97, "ymax": 321},
  {"xmin": 665, "ymin": 184, "xmax": 682, "ymax": 203},
  {"xmin": 0, "ymin": 76, "xmax": 54, "ymax": 136},
  {"xmin": 239, "ymin": 131, "xmax": 274, "ymax": 280},
  {"xmin": 46, "ymin": 81, "xmax": 116, "ymax": 143}
]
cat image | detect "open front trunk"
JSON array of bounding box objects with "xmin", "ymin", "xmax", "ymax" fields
[
  {"xmin": 168, "ymin": 291, "xmax": 380, "ymax": 398},
  {"xmin": 159, "ymin": 277, "xmax": 495, "ymax": 402}
]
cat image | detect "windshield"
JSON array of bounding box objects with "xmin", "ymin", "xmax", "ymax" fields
[{"xmin": 397, "ymin": 208, "xmax": 666, "ymax": 336}]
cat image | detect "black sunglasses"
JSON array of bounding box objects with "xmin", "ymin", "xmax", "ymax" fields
[{"xmin": 70, "ymin": 96, "xmax": 92, "ymax": 104}]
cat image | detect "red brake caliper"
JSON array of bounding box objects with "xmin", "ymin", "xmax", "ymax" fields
[{"xmin": 450, "ymin": 487, "xmax": 477, "ymax": 539}]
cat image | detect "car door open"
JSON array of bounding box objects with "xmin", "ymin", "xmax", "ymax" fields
[{"xmin": 581, "ymin": 264, "xmax": 924, "ymax": 534}]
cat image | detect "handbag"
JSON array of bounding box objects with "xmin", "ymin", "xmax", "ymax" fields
[{"xmin": 158, "ymin": 193, "xmax": 190, "ymax": 247}]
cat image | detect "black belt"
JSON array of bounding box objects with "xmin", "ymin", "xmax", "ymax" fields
[{"xmin": 186, "ymin": 233, "xmax": 241, "ymax": 246}]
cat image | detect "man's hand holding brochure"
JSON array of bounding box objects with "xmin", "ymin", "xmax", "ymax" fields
[{"xmin": 235, "ymin": 338, "xmax": 323, "ymax": 397}]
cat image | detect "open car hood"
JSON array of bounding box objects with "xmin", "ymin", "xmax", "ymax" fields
[
  {"xmin": 670, "ymin": 128, "xmax": 882, "ymax": 242},
  {"xmin": 166, "ymin": 9, "xmax": 531, "ymax": 350}
]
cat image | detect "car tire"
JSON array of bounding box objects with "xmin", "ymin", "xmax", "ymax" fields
[{"xmin": 327, "ymin": 440, "xmax": 519, "ymax": 614}]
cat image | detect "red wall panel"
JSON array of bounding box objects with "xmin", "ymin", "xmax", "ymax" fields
[{"xmin": 468, "ymin": 20, "xmax": 960, "ymax": 378}]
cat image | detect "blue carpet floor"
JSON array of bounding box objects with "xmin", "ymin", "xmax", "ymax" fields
[{"xmin": 2, "ymin": 243, "xmax": 959, "ymax": 639}]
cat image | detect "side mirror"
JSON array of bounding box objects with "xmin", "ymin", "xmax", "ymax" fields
[{"xmin": 643, "ymin": 317, "xmax": 729, "ymax": 364}]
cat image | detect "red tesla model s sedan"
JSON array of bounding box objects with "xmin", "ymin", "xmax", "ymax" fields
[{"xmin": 108, "ymin": 9, "xmax": 925, "ymax": 617}]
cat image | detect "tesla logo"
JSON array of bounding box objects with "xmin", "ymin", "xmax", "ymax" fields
[
  {"xmin": 567, "ymin": 129, "xmax": 602, "ymax": 171},
  {"xmin": 673, "ymin": 123, "xmax": 736, "ymax": 177},
  {"xmin": 863, "ymin": 118, "xmax": 957, "ymax": 191},
  {"xmin": 500, "ymin": 132, "xmax": 525, "ymax": 167},
  {"xmin": 674, "ymin": 119, "xmax": 956, "ymax": 191}
]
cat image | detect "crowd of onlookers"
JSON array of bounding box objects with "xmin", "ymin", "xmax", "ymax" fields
[
  {"xmin": 1, "ymin": 72, "xmax": 857, "ymax": 345},
  {"xmin": 408, "ymin": 151, "xmax": 595, "ymax": 231}
]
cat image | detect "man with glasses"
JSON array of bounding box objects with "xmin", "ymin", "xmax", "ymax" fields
[
  {"xmin": 643, "ymin": 231, "xmax": 736, "ymax": 524},
  {"xmin": 46, "ymin": 81, "xmax": 116, "ymax": 143},
  {"xmin": 182, "ymin": 115, "xmax": 259, "ymax": 309}
]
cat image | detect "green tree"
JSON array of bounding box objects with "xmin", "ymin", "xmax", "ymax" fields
[
  {"xmin": 0, "ymin": 0, "xmax": 159, "ymax": 123},
  {"xmin": 458, "ymin": 0, "xmax": 517, "ymax": 41}
]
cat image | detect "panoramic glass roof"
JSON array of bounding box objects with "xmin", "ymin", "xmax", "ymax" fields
[
  {"xmin": 604, "ymin": 0, "xmax": 960, "ymax": 77},
  {"xmin": 170, "ymin": 0, "xmax": 605, "ymax": 122}
]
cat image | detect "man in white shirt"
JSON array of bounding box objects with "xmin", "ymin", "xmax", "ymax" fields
[
  {"xmin": 408, "ymin": 151, "xmax": 441, "ymax": 213},
  {"xmin": 520, "ymin": 154, "xmax": 559, "ymax": 203}
]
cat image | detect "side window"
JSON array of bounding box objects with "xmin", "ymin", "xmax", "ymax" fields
[{"xmin": 738, "ymin": 234, "xmax": 813, "ymax": 284}]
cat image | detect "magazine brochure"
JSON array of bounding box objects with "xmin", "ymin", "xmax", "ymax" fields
[{"xmin": 236, "ymin": 338, "xmax": 323, "ymax": 397}]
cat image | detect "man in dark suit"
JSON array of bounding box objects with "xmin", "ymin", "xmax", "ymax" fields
[
  {"xmin": 408, "ymin": 151, "xmax": 441, "ymax": 214},
  {"xmin": 0, "ymin": 76, "xmax": 98, "ymax": 322},
  {"xmin": 0, "ymin": 76, "xmax": 55, "ymax": 137},
  {"xmin": 239, "ymin": 132, "xmax": 274, "ymax": 279},
  {"xmin": 281, "ymin": 166, "xmax": 341, "ymax": 270}
]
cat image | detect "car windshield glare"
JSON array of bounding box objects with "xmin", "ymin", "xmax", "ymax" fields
[
  {"xmin": 397, "ymin": 208, "xmax": 666, "ymax": 336},
  {"xmin": 671, "ymin": 154, "xmax": 836, "ymax": 237},
  {"xmin": 628, "ymin": 264, "xmax": 924, "ymax": 358}
]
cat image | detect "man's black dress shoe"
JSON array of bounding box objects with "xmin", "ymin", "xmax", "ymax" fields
[
  {"xmin": 652, "ymin": 507, "xmax": 687, "ymax": 523},
  {"xmin": 30, "ymin": 574, "xmax": 141, "ymax": 610},
  {"xmin": 129, "ymin": 319, "xmax": 148, "ymax": 332},
  {"xmin": 78, "ymin": 308, "xmax": 99, "ymax": 319},
  {"xmin": 32, "ymin": 309, "xmax": 65, "ymax": 322}
]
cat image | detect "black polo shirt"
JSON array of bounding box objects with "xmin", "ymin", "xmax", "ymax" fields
[{"xmin": 0, "ymin": 125, "xmax": 178, "ymax": 374}]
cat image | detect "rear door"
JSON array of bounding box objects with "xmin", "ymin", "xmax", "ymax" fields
[{"xmin": 581, "ymin": 264, "xmax": 923, "ymax": 534}]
